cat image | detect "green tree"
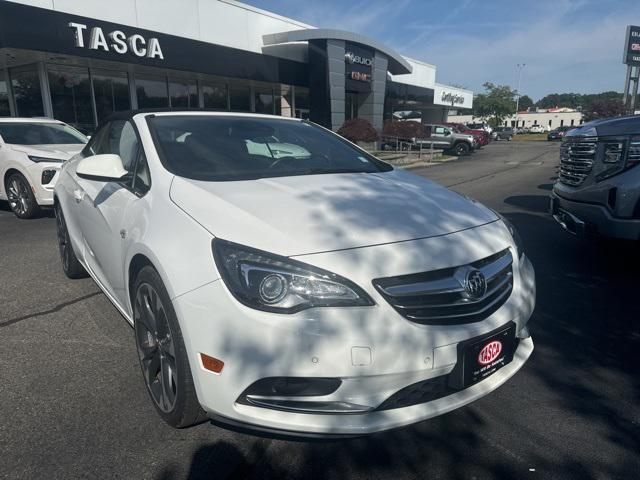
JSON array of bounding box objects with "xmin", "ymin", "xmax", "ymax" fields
[
  {"xmin": 473, "ymin": 82, "xmax": 517, "ymax": 126},
  {"xmin": 517, "ymin": 95, "xmax": 534, "ymax": 111},
  {"xmin": 535, "ymin": 91, "xmax": 623, "ymax": 111}
]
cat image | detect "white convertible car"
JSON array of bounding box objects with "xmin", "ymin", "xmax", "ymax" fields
[
  {"xmin": 0, "ymin": 118, "xmax": 87, "ymax": 218},
  {"xmin": 54, "ymin": 111, "xmax": 536, "ymax": 437}
]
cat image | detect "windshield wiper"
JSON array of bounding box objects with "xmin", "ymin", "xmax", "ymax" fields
[{"xmin": 297, "ymin": 168, "xmax": 373, "ymax": 176}]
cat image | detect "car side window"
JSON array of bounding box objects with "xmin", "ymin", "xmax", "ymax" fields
[
  {"xmin": 108, "ymin": 120, "xmax": 139, "ymax": 172},
  {"xmin": 85, "ymin": 124, "xmax": 112, "ymax": 156},
  {"xmin": 434, "ymin": 127, "xmax": 445, "ymax": 135},
  {"xmin": 132, "ymin": 149, "xmax": 151, "ymax": 196}
]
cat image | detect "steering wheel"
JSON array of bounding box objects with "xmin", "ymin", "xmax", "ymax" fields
[
  {"xmin": 268, "ymin": 153, "xmax": 333, "ymax": 171},
  {"xmin": 267, "ymin": 156, "xmax": 300, "ymax": 170}
]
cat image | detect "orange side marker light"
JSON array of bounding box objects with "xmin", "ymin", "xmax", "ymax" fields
[{"xmin": 200, "ymin": 353, "xmax": 224, "ymax": 374}]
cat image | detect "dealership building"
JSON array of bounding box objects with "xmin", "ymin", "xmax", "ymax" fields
[
  {"xmin": 0, "ymin": 0, "xmax": 472, "ymax": 134},
  {"xmin": 449, "ymin": 108, "xmax": 584, "ymax": 131}
]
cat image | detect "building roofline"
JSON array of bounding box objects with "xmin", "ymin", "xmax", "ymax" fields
[{"xmin": 263, "ymin": 28, "xmax": 413, "ymax": 75}]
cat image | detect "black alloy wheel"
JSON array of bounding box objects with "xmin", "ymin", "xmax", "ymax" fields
[
  {"xmin": 6, "ymin": 173, "xmax": 39, "ymax": 219},
  {"xmin": 454, "ymin": 142, "xmax": 470, "ymax": 156},
  {"xmin": 133, "ymin": 266, "xmax": 207, "ymax": 428},
  {"xmin": 54, "ymin": 202, "xmax": 87, "ymax": 279}
]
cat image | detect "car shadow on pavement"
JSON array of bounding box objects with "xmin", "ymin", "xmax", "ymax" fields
[{"xmin": 0, "ymin": 199, "xmax": 54, "ymax": 218}]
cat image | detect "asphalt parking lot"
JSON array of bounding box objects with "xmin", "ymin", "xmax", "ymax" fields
[{"xmin": 1, "ymin": 141, "xmax": 639, "ymax": 479}]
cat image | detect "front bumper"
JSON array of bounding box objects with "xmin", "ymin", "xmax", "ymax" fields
[
  {"xmin": 550, "ymin": 192, "xmax": 640, "ymax": 240},
  {"xmin": 172, "ymin": 223, "xmax": 536, "ymax": 436},
  {"xmin": 25, "ymin": 162, "xmax": 62, "ymax": 206}
]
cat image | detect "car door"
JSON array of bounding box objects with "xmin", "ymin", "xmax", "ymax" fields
[
  {"xmin": 432, "ymin": 126, "xmax": 452, "ymax": 148},
  {"xmin": 73, "ymin": 119, "xmax": 145, "ymax": 307}
]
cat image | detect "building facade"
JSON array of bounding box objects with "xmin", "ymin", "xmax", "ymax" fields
[
  {"xmin": 0, "ymin": 0, "xmax": 472, "ymax": 134},
  {"xmin": 449, "ymin": 108, "xmax": 584, "ymax": 131}
]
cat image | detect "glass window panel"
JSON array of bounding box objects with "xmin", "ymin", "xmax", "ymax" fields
[
  {"xmin": 169, "ymin": 80, "xmax": 198, "ymax": 108},
  {"xmin": 93, "ymin": 70, "xmax": 130, "ymax": 122},
  {"xmin": 202, "ymin": 82, "xmax": 227, "ymax": 110},
  {"xmin": 0, "ymin": 71, "xmax": 10, "ymax": 116},
  {"xmin": 254, "ymin": 85, "xmax": 274, "ymax": 114},
  {"xmin": 229, "ymin": 84, "xmax": 250, "ymax": 112},
  {"xmin": 10, "ymin": 65, "xmax": 44, "ymax": 117},
  {"xmin": 136, "ymin": 75, "xmax": 169, "ymax": 108},
  {"xmin": 48, "ymin": 66, "xmax": 95, "ymax": 133},
  {"xmin": 294, "ymin": 86, "xmax": 309, "ymax": 119},
  {"xmin": 279, "ymin": 85, "xmax": 293, "ymax": 117}
]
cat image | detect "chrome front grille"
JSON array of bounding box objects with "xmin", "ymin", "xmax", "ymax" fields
[
  {"xmin": 559, "ymin": 138, "xmax": 597, "ymax": 186},
  {"xmin": 373, "ymin": 249, "xmax": 513, "ymax": 326}
]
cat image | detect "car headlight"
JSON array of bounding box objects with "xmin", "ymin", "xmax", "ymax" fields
[
  {"xmin": 212, "ymin": 239, "xmax": 374, "ymax": 313},
  {"xmin": 496, "ymin": 214, "xmax": 524, "ymax": 259},
  {"xmin": 595, "ymin": 139, "xmax": 640, "ymax": 181},
  {"xmin": 28, "ymin": 155, "xmax": 64, "ymax": 163}
]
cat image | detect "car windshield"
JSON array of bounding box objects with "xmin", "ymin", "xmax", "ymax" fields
[
  {"xmin": 0, "ymin": 122, "xmax": 87, "ymax": 145},
  {"xmin": 148, "ymin": 115, "xmax": 391, "ymax": 181}
]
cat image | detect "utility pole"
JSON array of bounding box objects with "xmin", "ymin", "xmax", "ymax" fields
[{"xmin": 514, "ymin": 63, "xmax": 525, "ymax": 129}]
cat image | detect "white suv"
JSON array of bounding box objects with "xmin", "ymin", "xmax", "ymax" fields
[
  {"xmin": 54, "ymin": 111, "xmax": 536, "ymax": 436},
  {"xmin": 0, "ymin": 118, "xmax": 87, "ymax": 218}
]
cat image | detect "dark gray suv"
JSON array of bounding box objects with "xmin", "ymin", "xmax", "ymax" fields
[
  {"xmin": 550, "ymin": 115, "xmax": 640, "ymax": 240},
  {"xmin": 493, "ymin": 127, "xmax": 514, "ymax": 141}
]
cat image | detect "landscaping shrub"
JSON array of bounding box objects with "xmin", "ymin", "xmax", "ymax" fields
[
  {"xmin": 337, "ymin": 118, "xmax": 379, "ymax": 143},
  {"xmin": 382, "ymin": 120, "xmax": 426, "ymax": 139}
]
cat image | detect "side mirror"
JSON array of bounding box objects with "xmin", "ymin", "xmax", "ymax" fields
[{"xmin": 76, "ymin": 154, "xmax": 129, "ymax": 182}]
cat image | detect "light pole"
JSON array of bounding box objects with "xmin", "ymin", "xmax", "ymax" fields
[{"xmin": 514, "ymin": 63, "xmax": 525, "ymax": 130}]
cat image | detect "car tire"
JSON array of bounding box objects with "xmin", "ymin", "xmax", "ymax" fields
[
  {"xmin": 55, "ymin": 202, "xmax": 88, "ymax": 279},
  {"xmin": 5, "ymin": 172, "xmax": 40, "ymax": 219},
  {"xmin": 453, "ymin": 142, "xmax": 470, "ymax": 156},
  {"xmin": 133, "ymin": 266, "xmax": 208, "ymax": 428}
]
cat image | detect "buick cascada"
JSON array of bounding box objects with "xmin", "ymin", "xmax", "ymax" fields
[{"xmin": 54, "ymin": 111, "xmax": 535, "ymax": 436}]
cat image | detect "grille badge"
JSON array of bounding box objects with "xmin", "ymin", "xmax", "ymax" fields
[{"xmin": 464, "ymin": 269, "xmax": 487, "ymax": 299}]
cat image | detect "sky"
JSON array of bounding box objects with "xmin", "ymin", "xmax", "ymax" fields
[{"xmin": 243, "ymin": 0, "xmax": 640, "ymax": 101}]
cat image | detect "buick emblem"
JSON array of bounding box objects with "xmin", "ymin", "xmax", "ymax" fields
[{"xmin": 465, "ymin": 269, "xmax": 487, "ymax": 299}]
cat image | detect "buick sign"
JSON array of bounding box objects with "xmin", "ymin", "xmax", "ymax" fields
[
  {"xmin": 68, "ymin": 22, "xmax": 164, "ymax": 59},
  {"xmin": 345, "ymin": 51, "xmax": 373, "ymax": 67}
]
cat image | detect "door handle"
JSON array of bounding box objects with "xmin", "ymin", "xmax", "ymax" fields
[{"xmin": 73, "ymin": 189, "xmax": 84, "ymax": 202}]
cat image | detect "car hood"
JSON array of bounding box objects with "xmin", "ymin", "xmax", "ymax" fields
[
  {"xmin": 9, "ymin": 143, "xmax": 84, "ymax": 160},
  {"xmin": 170, "ymin": 169, "xmax": 498, "ymax": 256}
]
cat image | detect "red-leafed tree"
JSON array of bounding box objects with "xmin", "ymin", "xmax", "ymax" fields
[
  {"xmin": 382, "ymin": 120, "xmax": 427, "ymax": 139},
  {"xmin": 337, "ymin": 118, "xmax": 379, "ymax": 143},
  {"xmin": 582, "ymin": 99, "xmax": 626, "ymax": 122}
]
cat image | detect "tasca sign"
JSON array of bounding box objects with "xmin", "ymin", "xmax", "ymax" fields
[
  {"xmin": 68, "ymin": 22, "xmax": 164, "ymax": 59},
  {"xmin": 623, "ymin": 25, "xmax": 640, "ymax": 66}
]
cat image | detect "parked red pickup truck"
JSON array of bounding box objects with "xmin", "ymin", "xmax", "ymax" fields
[{"xmin": 444, "ymin": 123, "xmax": 490, "ymax": 147}]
